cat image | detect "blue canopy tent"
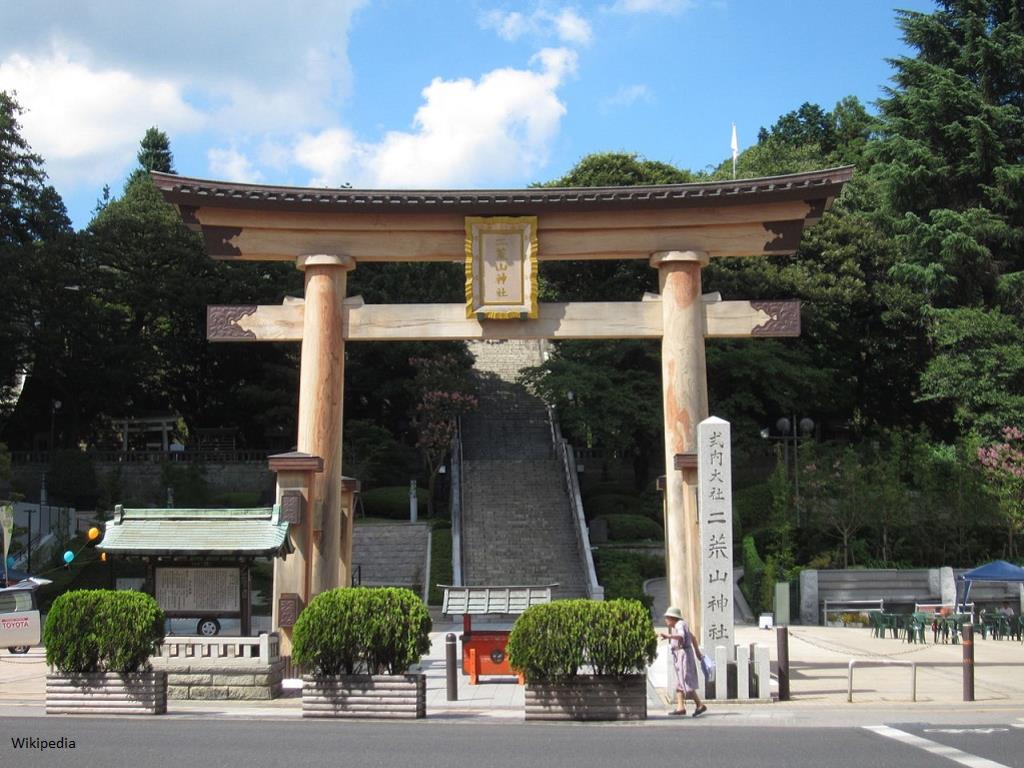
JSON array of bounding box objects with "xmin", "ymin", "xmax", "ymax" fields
[{"xmin": 956, "ymin": 560, "xmax": 1024, "ymax": 610}]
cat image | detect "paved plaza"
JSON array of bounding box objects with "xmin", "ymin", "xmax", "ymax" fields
[{"xmin": 3, "ymin": 613, "xmax": 1023, "ymax": 725}]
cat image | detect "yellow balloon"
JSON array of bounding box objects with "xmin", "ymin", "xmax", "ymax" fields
[{"xmin": 88, "ymin": 527, "xmax": 101, "ymax": 541}]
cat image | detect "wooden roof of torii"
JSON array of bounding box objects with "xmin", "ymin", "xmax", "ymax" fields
[{"xmin": 151, "ymin": 166, "xmax": 854, "ymax": 263}]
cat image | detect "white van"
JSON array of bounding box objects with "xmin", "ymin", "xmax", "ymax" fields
[{"xmin": 0, "ymin": 578, "xmax": 50, "ymax": 654}]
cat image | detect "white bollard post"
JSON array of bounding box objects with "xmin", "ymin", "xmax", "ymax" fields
[
  {"xmin": 754, "ymin": 644, "xmax": 771, "ymax": 700},
  {"xmin": 714, "ymin": 644, "xmax": 729, "ymax": 700},
  {"xmin": 736, "ymin": 644, "xmax": 750, "ymax": 699}
]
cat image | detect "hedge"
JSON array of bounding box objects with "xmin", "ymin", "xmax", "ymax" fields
[
  {"xmin": 593, "ymin": 549, "xmax": 663, "ymax": 607},
  {"xmin": 360, "ymin": 486, "xmax": 430, "ymax": 519},
  {"xmin": 583, "ymin": 493, "xmax": 645, "ymax": 520},
  {"xmin": 596, "ymin": 514, "xmax": 663, "ymax": 542},
  {"xmin": 43, "ymin": 590, "xmax": 165, "ymax": 673},
  {"xmin": 291, "ymin": 587, "xmax": 432, "ymax": 676},
  {"xmin": 506, "ymin": 599, "xmax": 656, "ymax": 682}
]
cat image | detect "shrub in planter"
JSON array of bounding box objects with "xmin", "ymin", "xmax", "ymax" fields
[
  {"xmin": 506, "ymin": 599, "xmax": 657, "ymax": 721},
  {"xmin": 43, "ymin": 590, "xmax": 167, "ymax": 715},
  {"xmin": 507, "ymin": 599, "xmax": 656, "ymax": 681},
  {"xmin": 45, "ymin": 590, "xmax": 165, "ymax": 673},
  {"xmin": 292, "ymin": 587, "xmax": 432, "ymax": 718}
]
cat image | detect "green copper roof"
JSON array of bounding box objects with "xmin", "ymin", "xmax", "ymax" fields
[{"xmin": 98, "ymin": 507, "xmax": 289, "ymax": 556}]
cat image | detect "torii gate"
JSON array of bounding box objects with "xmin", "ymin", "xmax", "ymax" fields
[{"xmin": 154, "ymin": 166, "xmax": 851, "ymax": 650}]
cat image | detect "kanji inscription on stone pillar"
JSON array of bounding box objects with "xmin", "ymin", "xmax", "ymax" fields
[{"xmin": 698, "ymin": 416, "xmax": 734, "ymax": 659}]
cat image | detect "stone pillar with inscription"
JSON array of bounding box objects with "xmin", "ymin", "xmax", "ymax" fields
[
  {"xmin": 652, "ymin": 250, "xmax": 709, "ymax": 637},
  {"xmin": 698, "ymin": 416, "xmax": 734, "ymax": 660}
]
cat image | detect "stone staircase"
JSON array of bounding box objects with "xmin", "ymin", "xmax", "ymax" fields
[
  {"xmin": 351, "ymin": 521, "xmax": 431, "ymax": 599},
  {"xmin": 459, "ymin": 340, "xmax": 588, "ymax": 599}
]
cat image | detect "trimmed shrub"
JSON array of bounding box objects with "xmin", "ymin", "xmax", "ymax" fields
[
  {"xmin": 583, "ymin": 493, "xmax": 645, "ymax": 520},
  {"xmin": 360, "ymin": 486, "xmax": 430, "ymax": 520},
  {"xmin": 291, "ymin": 587, "xmax": 432, "ymax": 676},
  {"xmin": 506, "ymin": 599, "xmax": 657, "ymax": 682},
  {"xmin": 596, "ymin": 514, "xmax": 663, "ymax": 542},
  {"xmin": 44, "ymin": 590, "xmax": 165, "ymax": 673},
  {"xmin": 593, "ymin": 549, "xmax": 663, "ymax": 607}
]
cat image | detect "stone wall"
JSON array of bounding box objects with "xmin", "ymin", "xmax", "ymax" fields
[
  {"xmin": 163, "ymin": 662, "xmax": 284, "ymax": 701},
  {"xmin": 12, "ymin": 460, "xmax": 275, "ymax": 508}
]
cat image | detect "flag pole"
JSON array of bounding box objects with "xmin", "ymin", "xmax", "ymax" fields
[{"xmin": 731, "ymin": 123, "xmax": 738, "ymax": 180}]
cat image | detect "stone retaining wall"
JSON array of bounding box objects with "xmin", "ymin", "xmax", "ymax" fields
[{"xmin": 164, "ymin": 662, "xmax": 284, "ymax": 700}]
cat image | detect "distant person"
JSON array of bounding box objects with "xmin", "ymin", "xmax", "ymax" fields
[
  {"xmin": 659, "ymin": 606, "xmax": 708, "ymax": 718},
  {"xmin": 997, "ymin": 601, "xmax": 1014, "ymax": 618}
]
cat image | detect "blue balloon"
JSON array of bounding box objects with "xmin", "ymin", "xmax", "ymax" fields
[{"xmin": 63, "ymin": 550, "xmax": 74, "ymax": 564}]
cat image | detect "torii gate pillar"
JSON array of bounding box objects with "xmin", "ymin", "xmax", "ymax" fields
[
  {"xmin": 651, "ymin": 250, "xmax": 709, "ymax": 637},
  {"xmin": 296, "ymin": 254, "xmax": 354, "ymax": 596}
]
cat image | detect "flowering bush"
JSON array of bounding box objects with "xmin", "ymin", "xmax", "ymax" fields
[{"xmin": 977, "ymin": 427, "xmax": 1024, "ymax": 558}]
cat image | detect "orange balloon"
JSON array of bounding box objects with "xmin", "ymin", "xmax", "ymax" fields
[{"xmin": 88, "ymin": 527, "xmax": 100, "ymax": 541}]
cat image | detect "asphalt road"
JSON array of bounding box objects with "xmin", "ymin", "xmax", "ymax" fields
[{"xmin": 2, "ymin": 717, "xmax": 1022, "ymax": 768}]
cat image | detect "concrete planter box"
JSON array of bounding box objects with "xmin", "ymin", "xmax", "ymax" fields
[
  {"xmin": 302, "ymin": 674, "xmax": 425, "ymax": 719},
  {"xmin": 46, "ymin": 672, "xmax": 167, "ymax": 715},
  {"xmin": 524, "ymin": 674, "xmax": 647, "ymax": 721}
]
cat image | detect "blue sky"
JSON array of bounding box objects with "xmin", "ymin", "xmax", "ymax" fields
[{"xmin": 1, "ymin": 0, "xmax": 937, "ymax": 230}]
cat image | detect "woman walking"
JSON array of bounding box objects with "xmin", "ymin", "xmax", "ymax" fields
[{"xmin": 659, "ymin": 606, "xmax": 708, "ymax": 718}]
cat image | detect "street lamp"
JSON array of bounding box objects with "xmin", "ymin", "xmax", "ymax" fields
[
  {"xmin": 49, "ymin": 399, "xmax": 62, "ymax": 452},
  {"xmin": 760, "ymin": 415, "xmax": 815, "ymax": 525}
]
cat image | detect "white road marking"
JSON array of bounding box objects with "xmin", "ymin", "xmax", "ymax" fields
[
  {"xmin": 924, "ymin": 728, "xmax": 1009, "ymax": 735},
  {"xmin": 864, "ymin": 725, "xmax": 1011, "ymax": 768}
]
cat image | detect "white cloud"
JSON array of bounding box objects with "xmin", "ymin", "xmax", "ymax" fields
[
  {"xmin": 480, "ymin": 7, "xmax": 592, "ymax": 45},
  {"xmin": 294, "ymin": 128, "xmax": 361, "ymax": 187},
  {"xmin": 208, "ymin": 147, "xmax": 263, "ymax": 183},
  {"xmin": 0, "ymin": 1, "xmax": 364, "ymax": 190},
  {"xmin": 607, "ymin": 0, "xmax": 695, "ymax": 13},
  {"xmin": 600, "ymin": 83, "xmax": 652, "ymax": 111},
  {"xmin": 481, "ymin": 10, "xmax": 530, "ymax": 41},
  {"xmin": 552, "ymin": 9, "xmax": 593, "ymax": 45},
  {"xmin": 0, "ymin": 50, "xmax": 203, "ymax": 187},
  {"xmin": 292, "ymin": 48, "xmax": 577, "ymax": 189}
]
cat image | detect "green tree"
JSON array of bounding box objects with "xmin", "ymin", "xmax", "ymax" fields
[
  {"xmin": 871, "ymin": 2, "xmax": 1024, "ymax": 308},
  {"xmin": 0, "ymin": 91, "xmax": 76, "ymax": 444},
  {"xmin": 520, "ymin": 341, "xmax": 663, "ymax": 486},
  {"xmin": 136, "ymin": 127, "xmax": 174, "ymax": 174},
  {"xmin": 408, "ymin": 353, "xmax": 478, "ymax": 515},
  {"xmin": 918, "ymin": 307, "xmax": 1024, "ymax": 438}
]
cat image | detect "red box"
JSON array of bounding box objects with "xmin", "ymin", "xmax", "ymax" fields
[{"xmin": 461, "ymin": 630, "xmax": 514, "ymax": 682}]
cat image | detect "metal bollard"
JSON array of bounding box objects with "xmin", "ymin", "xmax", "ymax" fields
[
  {"xmin": 776, "ymin": 626, "xmax": 790, "ymax": 701},
  {"xmin": 962, "ymin": 623, "xmax": 974, "ymax": 702},
  {"xmin": 446, "ymin": 633, "xmax": 458, "ymax": 701}
]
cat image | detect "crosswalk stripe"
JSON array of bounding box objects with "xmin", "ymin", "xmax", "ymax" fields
[{"xmin": 863, "ymin": 725, "xmax": 1011, "ymax": 768}]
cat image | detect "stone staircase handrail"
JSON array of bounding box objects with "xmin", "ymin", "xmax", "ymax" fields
[
  {"xmin": 450, "ymin": 417, "xmax": 464, "ymax": 587},
  {"xmin": 549, "ymin": 407, "xmax": 603, "ymax": 601}
]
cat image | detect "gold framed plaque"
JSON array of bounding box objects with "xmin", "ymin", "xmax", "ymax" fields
[{"xmin": 465, "ymin": 216, "xmax": 538, "ymax": 319}]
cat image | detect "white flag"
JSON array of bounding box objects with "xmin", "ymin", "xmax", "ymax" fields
[{"xmin": 730, "ymin": 123, "xmax": 738, "ymax": 160}]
